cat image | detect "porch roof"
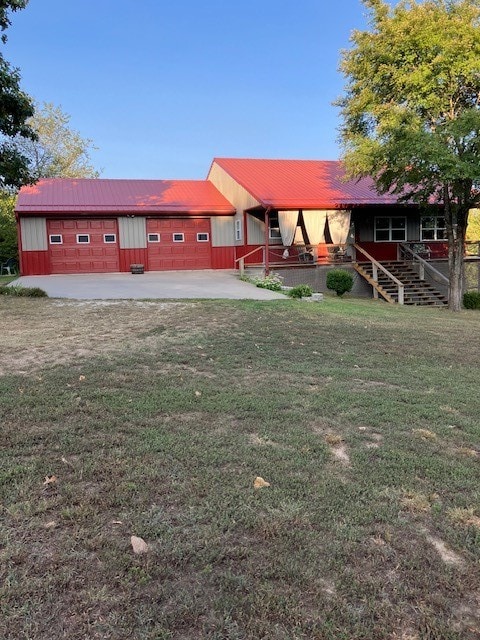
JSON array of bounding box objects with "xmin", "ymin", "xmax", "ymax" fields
[
  {"xmin": 211, "ymin": 158, "xmax": 401, "ymax": 209},
  {"xmin": 16, "ymin": 178, "xmax": 236, "ymax": 216}
]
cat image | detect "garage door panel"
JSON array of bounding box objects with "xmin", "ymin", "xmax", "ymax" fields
[
  {"xmin": 147, "ymin": 218, "xmax": 212, "ymax": 270},
  {"xmin": 47, "ymin": 219, "xmax": 120, "ymax": 273}
]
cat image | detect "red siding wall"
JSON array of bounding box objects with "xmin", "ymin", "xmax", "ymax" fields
[
  {"xmin": 211, "ymin": 246, "xmax": 235, "ymax": 269},
  {"xmin": 20, "ymin": 251, "xmax": 50, "ymax": 275},
  {"xmin": 356, "ymin": 242, "xmax": 398, "ymax": 261},
  {"xmin": 119, "ymin": 248, "xmax": 148, "ymax": 272}
]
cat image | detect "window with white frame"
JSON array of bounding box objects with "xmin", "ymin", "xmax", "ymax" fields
[
  {"xmin": 104, "ymin": 234, "xmax": 116, "ymax": 243},
  {"xmin": 420, "ymin": 216, "xmax": 446, "ymax": 241},
  {"xmin": 76, "ymin": 234, "xmax": 90, "ymax": 244},
  {"xmin": 269, "ymin": 214, "xmax": 282, "ymax": 240},
  {"xmin": 148, "ymin": 233, "xmax": 160, "ymax": 242},
  {"xmin": 374, "ymin": 217, "xmax": 406, "ymax": 242},
  {"xmin": 235, "ymin": 219, "xmax": 242, "ymax": 241},
  {"xmin": 197, "ymin": 232, "xmax": 209, "ymax": 242},
  {"xmin": 49, "ymin": 234, "xmax": 63, "ymax": 244},
  {"xmin": 173, "ymin": 233, "xmax": 184, "ymax": 242}
]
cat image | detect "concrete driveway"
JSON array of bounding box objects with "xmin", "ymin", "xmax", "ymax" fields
[{"xmin": 13, "ymin": 270, "xmax": 286, "ymax": 300}]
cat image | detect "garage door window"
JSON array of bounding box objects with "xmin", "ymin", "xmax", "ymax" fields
[
  {"xmin": 49, "ymin": 234, "xmax": 63, "ymax": 244},
  {"xmin": 104, "ymin": 234, "xmax": 116, "ymax": 243},
  {"xmin": 148, "ymin": 233, "xmax": 160, "ymax": 242},
  {"xmin": 197, "ymin": 232, "xmax": 209, "ymax": 242},
  {"xmin": 173, "ymin": 233, "xmax": 184, "ymax": 242},
  {"xmin": 77, "ymin": 234, "xmax": 90, "ymax": 244}
]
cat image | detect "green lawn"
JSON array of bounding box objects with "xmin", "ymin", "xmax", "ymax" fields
[
  {"xmin": 1, "ymin": 296, "xmax": 479, "ymax": 639},
  {"xmin": 0, "ymin": 274, "xmax": 17, "ymax": 286}
]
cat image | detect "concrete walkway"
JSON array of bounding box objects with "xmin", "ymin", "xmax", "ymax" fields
[{"xmin": 13, "ymin": 270, "xmax": 286, "ymax": 300}]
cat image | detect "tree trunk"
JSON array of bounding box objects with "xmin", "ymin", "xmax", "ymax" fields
[
  {"xmin": 448, "ymin": 235, "xmax": 465, "ymax": 311},
  {"xmin": 445, "ymin": 189, "xmax": 468, "ymax": 311}
]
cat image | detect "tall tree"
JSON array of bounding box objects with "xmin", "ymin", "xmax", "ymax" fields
[
  {"xmin": 337, "ymin": 0, "xmax": 480, "ymax": 311},
  {"xmin": 16, "ymin": 102, "xmax": 100, "ymax": 179},
  {"xmin": 0, "ymin": 0, "xmax": 36, "ymax": 190}
]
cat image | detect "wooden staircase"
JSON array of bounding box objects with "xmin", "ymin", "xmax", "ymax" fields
[{"xmin": 355, "ymin": 260, "xmax": 448, "ymax": 306}]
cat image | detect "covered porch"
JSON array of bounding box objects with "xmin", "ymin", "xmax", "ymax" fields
[{"xmin": 235, "ymin": 207, "xmax": 354, "ymax": 274}]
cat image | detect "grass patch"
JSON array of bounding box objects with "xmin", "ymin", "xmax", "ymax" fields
[
  {"xmin": 0, "ymin": 274, "xmax": 17, "ymax": 287},
  {"xmin": 1, "ymin": 296, "xmax": 480, "ymax": 639}
]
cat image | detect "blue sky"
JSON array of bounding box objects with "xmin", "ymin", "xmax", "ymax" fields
[{"xmin": 6, "ymin": 0, "xmax": 371, "ymax": 179}]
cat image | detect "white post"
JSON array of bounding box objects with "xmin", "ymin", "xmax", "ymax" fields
[{"xmin": 398, "ymin": 284, "xmax": 404, "ymax": 305}]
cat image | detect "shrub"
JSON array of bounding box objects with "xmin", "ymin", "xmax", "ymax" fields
[
  {"xmin": 288, "ymin": 284, "xmax": 313, "ymax": 299},
  {"xmin": 326, "ymin": 269, "xmax": 354, "ymax": 297},
  {"xmin": 463, "ymin": 291, "xmax": 480, "ymax": 310},
  {"xmin": 0, "ymin": 285, "xmax": 48, "ymax": 297},
  {"xmin": 251, "ymin": 273, "xmax": 283, "ymax": 292}
]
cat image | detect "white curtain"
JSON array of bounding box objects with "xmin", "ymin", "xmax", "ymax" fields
[
  {"xmin": 327, "ymin": 210, "xmax": 352, "ymax": 244},
  {"xmin": 278, "ymin": 210, "xmax": 299, "ymax": 246},
  {"xmin": 302, "ymin": 210, "xmax": 327, "ymax": 245}
]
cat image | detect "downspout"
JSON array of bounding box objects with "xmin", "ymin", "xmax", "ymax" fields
[{"xmin": 264, "ymin": 206, "xmax": 271, "ymax": 275}]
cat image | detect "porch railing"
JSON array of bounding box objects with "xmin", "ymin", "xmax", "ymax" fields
[
  {"xmin": 399, "ymin": 243, "xmax": 449, "ymax": 288},
  {"xmin": 234, "ymin": 246, "xmax": 265, "ymax": 276},
  {"xmin": 353, "ymin": 243, "xmax": 405, "ymax": 304}
]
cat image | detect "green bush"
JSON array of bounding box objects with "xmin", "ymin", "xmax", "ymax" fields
[
  {"xmin": 288, "ymin": 284, "xmax": 313, "ymax": 299},
  {"xmin": 0, "ymin": 285, "xmax": 48, "ymax": 297},
  {"xmin": 463, "ymin": 291, "xmax": 480, "ymax": 309},
  {"xmin": 326, "ymin": 269, "xmax": 354, "ymax": 297}
]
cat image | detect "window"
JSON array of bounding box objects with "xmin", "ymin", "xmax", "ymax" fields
[
  {"xmin": 269, "ymin": 214, "xmax": 282, "ymax": 240},
  {"xmin": 76, "ymin": 234, "xmax": 90, "ymax": 244},
  {"xmin": 374, "ymin": 217, "xmax": 406, "ymax": 242},
  {"xmin": 148, "ymin": 233, "xmax": 160, "ymax": 242},
  {"xmin": 421, "ymin": 216, "xmax": 446, "ymax": 241},
  {"xmin": 173, "ymin": 233, "xmax": 184, "ymax": 242},
  {"xmin": 197, "ymin": 232, "xmax": 209, "ymax": 242},
  {"xmin": 49, "ymin": 234, "xmax": 62, "ymax": 244},
  {"xmin": 235, "ymin": 219, "xmax": 242, "ymax": 241},
  {"xmin": 104, "ymin": 234, "xmax": 116, "ymax": 243}
]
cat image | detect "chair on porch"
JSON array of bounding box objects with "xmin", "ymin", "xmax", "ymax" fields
[
  {"xmin": 296, "ymin": 246, "xmax": 315, "ymax": 263},
  {"xmin": 0, "ymin": 258, "xmax": 18, "ymax": 275}
]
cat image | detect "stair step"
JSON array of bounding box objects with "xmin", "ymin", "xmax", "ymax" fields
[{"xmin": 354, "ymin": 260, "xmax": 448, "ymax": 306}]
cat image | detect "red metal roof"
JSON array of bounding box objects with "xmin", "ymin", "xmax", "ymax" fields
[
  {"xmin": 211, "ymin": 158, "xmax": 400, "ymax": 209},
  {"xmin": 16, "ymin": 178, "xmax": 235, "ymax": 215}
]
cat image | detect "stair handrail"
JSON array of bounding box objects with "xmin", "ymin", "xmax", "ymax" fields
[
  {"xmin": 353, "ymin": 243, "xmax": 405, "ymax": 304},
  {"xmin": 235, "ymin": 246, "xmax": 266, "ymax": 276},
  {"xmin": 399, "ymin": 243, "xmax": 449, "ymax": 285}
]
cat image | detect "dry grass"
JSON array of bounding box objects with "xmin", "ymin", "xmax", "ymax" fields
[{"xmin": 1, "ymin": 295, "xmax": 480, "ymax": 639}]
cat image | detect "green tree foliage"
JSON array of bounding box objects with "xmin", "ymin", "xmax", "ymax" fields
[
  {"xmin": 16, "ymin": 102, "xmax": 100, "ymax": 179},
  {"xmin": 338, "ymin": 0, "xmax": 480, "ymax": 310},
  {"xmin": 0, "ymin": 190, "xmax": 16, "ymax": 262},
  {"xmin": 0, "ymin": 0, "xmax": 36, "ymax": 190},
  {"xmin": 467, "ymin": 209, "xmax": 480, "ymax": 241}
]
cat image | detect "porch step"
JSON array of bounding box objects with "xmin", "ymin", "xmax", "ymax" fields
[{"xmin": 354, "ymin": 260, "xmax": 448, "ymax": 306}]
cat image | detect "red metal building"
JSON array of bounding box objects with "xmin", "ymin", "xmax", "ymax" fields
[
  {"xmin": 16, "ymin": 158, "xmax": 448, "ymax": 276},
  {"xmin": 16, "ymin": 178, "xmax": 236, "ymax": 275}
]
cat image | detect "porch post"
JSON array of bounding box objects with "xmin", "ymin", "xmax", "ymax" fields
[{"xmin": 264, "ymin": 207, "xmax": 270, "ymax": 275}]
